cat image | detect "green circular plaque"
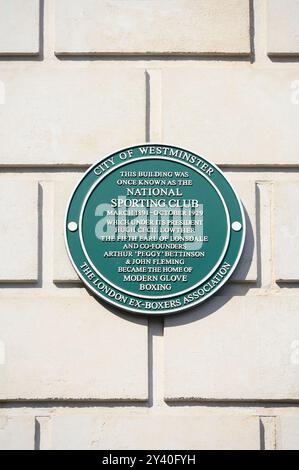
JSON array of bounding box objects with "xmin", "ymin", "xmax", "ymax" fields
[{"xmin": 65, "ymin": 144, "xmax": 245, "ymax": 315}]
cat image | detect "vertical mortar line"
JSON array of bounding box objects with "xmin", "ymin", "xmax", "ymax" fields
[
  {"xmin": 259, "ymin": 417, "xmax": 265, "ymax": 450},
  {"xmin": 253, "ymin": 0, "xmax": 269, "ymax": 66},
  {"xmin": 34, "ymin": 416, "xmax": 52, "ymax": 450},
  {"xmin": 145, "ymin": 71, "xmax": 150, "ymax": 142},
  {"xmin": 39, "ymin": 180, "xmax": 55, "ymax": 290},
  {"xmin": 37, "ymin": 183, "xmax": 43, "ymax": 287},
  {"xmin": 38, "ymin": 0, "xmax": 44, "ymax": 60},
  {"xmin": 249, "ymin": 0, "xmax": 255, "ymax": 63},
  {"xmin": 148, "ymin": 317, "xmax": 153, "ymax": 406},
  {"xmin": 259, "ymin": 416, "xmax": 277, "ymax": 450},
  {"xmin": 43, "ymin": 0, "xmax": 56, "ymax": 61},
  {"xmin": 148, "ymin": 317, "xmax": 165, "ymax": 408},
  {"xmin": 257, "ymin": 182, "xmax": 273, "ymax": 289},
  {"xmin": 269, "ymin": 180, "xmax": 276, "ymax": 288},
  {"xmin": 255, "ymin": 182, "xmax": 262, "ymax": 287},
  {"xmin": 271, "ymin": 181, "xmax": 277, "ymax": 289},
  {"xmin": 146, "ymin": 69, "xmax": 162, "ymax": 142}
]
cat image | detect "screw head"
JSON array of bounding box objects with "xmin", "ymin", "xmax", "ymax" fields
[
  {"xmin": 232, "ymin": 221, "xmax": 242, "ymax": 231},
  {"xmin": 68, "ymin": 221, "xmax": 78, "ymax": 232}
]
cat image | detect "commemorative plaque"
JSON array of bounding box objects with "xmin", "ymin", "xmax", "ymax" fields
[{"xmin": 65, "ymin": 144, "xmax": 245, "ymax": 315}]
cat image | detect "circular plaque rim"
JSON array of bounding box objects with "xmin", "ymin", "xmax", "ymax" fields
[{"xmin": 64, "ymin": 143, "xmax": 246, "ymax": 315}]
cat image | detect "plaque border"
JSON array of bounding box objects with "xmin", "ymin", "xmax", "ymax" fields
[{"xmin": 64, "ymin": 143, "xmax": 246, "ymax": 315}]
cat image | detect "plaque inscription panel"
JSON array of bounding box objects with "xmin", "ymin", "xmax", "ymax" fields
[{"xmin": 65, "ymin": 145, "xmax": 245, "ymax": 315}]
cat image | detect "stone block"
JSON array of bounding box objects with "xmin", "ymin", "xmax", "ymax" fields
[
  {"xmin": 0, "ymin": 67, "xmax": 145, "ymax": 165},
  {"xmin": 55, "ymin": 0, "xmax": 250, "ymax": 56},
  {"xmin": 268, "ymin": 0, "xmax": 299, "ymax": 56},
  {"xmin": 0, "ymin": 296, "xmax": 148, "ymax": 400},
  {"xmin": 162, "ymin": 69, "xmax": 299, "ymax": 165},
  {"xmin": 165, "ymin": 296, "xmax": 299, "ymax": 400},
  {"xmin": 277, "ymin": 415, "xmax": 299, "ymax": 450},
  {"xmin": 0, "ymin": 415, "xmax": 34, "ymax": 450},
  {"xmin": 0, "ymin": 0, "xmax": 39, "ymax": 55},
  {"xmin": 0, "ymin": 180, "xmax": 38, "ymax": 282},
  {"xmin": 51, "ymin": 413, "xmax": 260, "ymax": 450},
  {"xmin": 274, "ymin": 182, "xmax": 299, "ymax": 281}
]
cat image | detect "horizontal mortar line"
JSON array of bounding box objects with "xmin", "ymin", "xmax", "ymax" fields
[
  {"xmin": 220, "ymin": 165, "xmax": 299, "ymax": 172},
  {"xmin": 0, "ymin": 57, "xmax": 43, "ymax": 63},
  {"xmin": 2, "ymin": 285, "xmax": 299, "ymax": 293},
  {"xmin": 0, "ymin": 53, "xmax": 40, "ymax": 57},
  {"xmin": 0, "ymin": 399, "xmax": 148, "ymax": 408},
  {"xmin": 1, "ymin": 399, "xmax": 299, "ymax": 409},
  {"xmin": 0, "ymin": 54, "xmax": 252, "ymax": 63},
  {"xmin": 165, "ymin": 399, "xmax": 299, "ymax": 407},
  {"xmin": 0, "ymin": 166, "xmax": 89, "ymax": 173},
  {"xmin": 55, "ymin": 52, "xmax": 251, "ymax": 62},
  {"xmin": 1, "ymin": 165, "xmax": 299, "ymax": 173},
  {"xmin": 277, "ymin": 284, "xmax": 299, "ymax": 289},
  {"xmin": 0, "ymin": 287, "xmax": 271, "ymax": 295},
  {"xmin": 268, "ymin": 52, "xmax": 299, "ymax": 60},
  {"xmin": 0, "ymin": 281, "xmax": 39, "ymax": 286},
  {"xmin": 54, "ymin": 281, "xmax": 83, "ymax": 288}
]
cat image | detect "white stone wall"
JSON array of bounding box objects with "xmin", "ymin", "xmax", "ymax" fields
[{"xmin": 0, "ymin": 0, "xmax": 299, "ymax": 450}]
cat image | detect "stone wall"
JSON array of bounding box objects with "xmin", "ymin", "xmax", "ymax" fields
[{"xmin": 0, "ymin": 0, "xmax": 299, "ymax": 450}]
